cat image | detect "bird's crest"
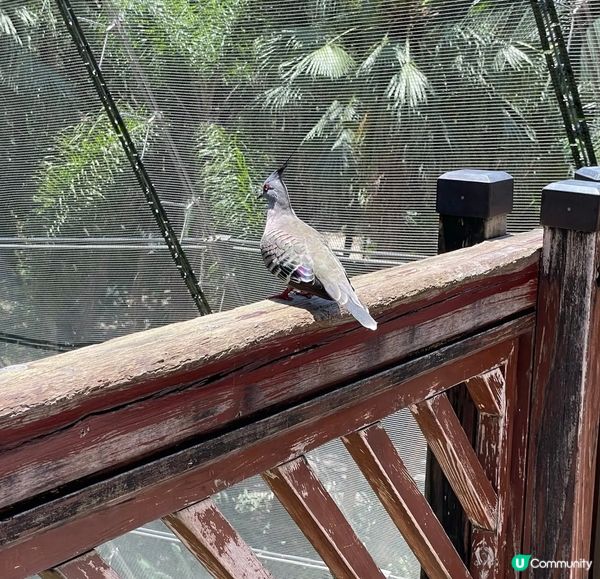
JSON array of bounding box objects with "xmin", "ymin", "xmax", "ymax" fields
[{"xmin": 276, "ymin": 144, "xmax": 302, "ymax": 177}]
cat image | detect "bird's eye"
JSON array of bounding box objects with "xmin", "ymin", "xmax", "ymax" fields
[{"xmin": 263, "ymin": 184, "xmax": 270, "ymax": 193}]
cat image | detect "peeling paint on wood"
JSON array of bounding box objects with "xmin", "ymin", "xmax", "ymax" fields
[
  {"xmin": 163, "ymin": 499, "xmax": 272, "ymax": 579},
  {"xmin": 411, "ymin": 394, "xmax": 498, "ymax": 530},
  {"xmin": 264, "ymin": 456, "xmax": 385, "ymax": 578},
  {"xmin": 0, "ymin": 233, "xmax": 540, "ymax": 511},
  {"xmin": 343, "ymin": 425, "xmax": 472, "ymax": 579},
  {"xmin": 0, "ymin": 232, "xmax": 543, "ymax": 578},
  {"xmin": 524, "ymin": 227, "xmax": 600, "ymax": 575},
  {"xmin": 39, "ymin": 550, "xmax": 120, "ymax": 579}
]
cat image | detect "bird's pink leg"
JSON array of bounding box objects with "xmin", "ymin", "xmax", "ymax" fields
[{"xmin": 269, "ymin": 286, "xmax": 294, "ymax": 301}]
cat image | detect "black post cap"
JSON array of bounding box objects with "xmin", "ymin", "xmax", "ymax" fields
[
  {"xmin": 436, "ymin": 169, "xmax": 513, "ymax": 219},
  {"xmin": 574, "ymin": 166, "xmax": 600, "ymax": 182},
  {"xmin": 540, "ymin": 179, "xmax": 600, "ymax": 232}
]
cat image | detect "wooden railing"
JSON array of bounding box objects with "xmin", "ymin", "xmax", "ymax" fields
[
  {"xmin": 2, "ymin": 171, "xmax": 600, "ymax": 579},
  {"xmin": 0, "ymin": 227, "xmax": 541, "ymax": 578}
]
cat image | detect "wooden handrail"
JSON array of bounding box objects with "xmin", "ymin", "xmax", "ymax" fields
[
  {"xmin": 0, "ymin": 230, "xmax": 541, "ymax": 577},
  {"xmin": 0, "ymin": 229, "xmax": 541, "ymax": 442}
]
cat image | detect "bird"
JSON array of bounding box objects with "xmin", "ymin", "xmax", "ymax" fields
[{"xmin": 258, "ymin": 162, "xmax": 377, "ymax": 331}]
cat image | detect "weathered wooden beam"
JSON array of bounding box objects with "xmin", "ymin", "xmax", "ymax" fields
[
  {"xmin": 343, "ymin": 425, "xmax": 472, "ymax": 579},
  {"xmin": 524, "ymin": 179, "xmax": 600, "ymax": 573},
  {"xmin": 264, "ymin": 456, "xmax": 385, "ymax": 578},
  {"xmin": 428, "ymin": 169, "xmax": 514, "ymax": 568},
  {"xmin": 163, "ymin": 499, "xmax": 272, "ymax": 579},
  {"xmin": 465, "ymin": 368, "xmax": 504, "ymax": 416},
  {"xmin": 411, "ymin": 394, "xmax": 497, "ymax": 531},
  {"xmin": 0, "ymin": 231, "xmax": 540, "ymax": 513},
  {"xmin": 38, "ymin": 551, "xmax": 119, "ymax": 579},
  {"xmin": 0, "ymin": 320, "xmax": 530, "ymax": 578}
]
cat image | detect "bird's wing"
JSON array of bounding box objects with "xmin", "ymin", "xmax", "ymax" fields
[
  {"xmin": 262, "ymin": 219, "xmax": 377, "ymax": 330},
  {"xmin": 306, "ymin": 235, "xmax": 378, "ymax": 330},
  {"xmin": 261, "ymin": 228, "xmax": 317, "ymax": 286}
]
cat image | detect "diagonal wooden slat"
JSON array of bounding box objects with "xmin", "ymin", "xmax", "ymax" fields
[
  {"xmin": 411, "ymin": 393, "xmax": 497, "ymax": 530},
  {"xmin": 163, "ymin": 498, "xmax": 273, "ymax": 579},
  {"xmin": 342, "ymin": 424, "xmax": 472, "ymax": 579},
  {"xmin": 39, "ymin": 550, "xmax": 120, "ymax": 579},
  {"xmin": 263, "ymin": 456, "xmax": 385, "ymax": 579},
  {"xmin": 465, "ymin": 367, "xmax": 505, "ymax": 416},
  {"xmin": 470, "ymin": 412, "xmax": 502, "ymax": 579}
]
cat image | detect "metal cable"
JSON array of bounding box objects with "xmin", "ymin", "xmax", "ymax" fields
[
  {"xmin": 0, "ymin": 331, "xmax": 96, "ymax": 352},
  {"xmin": 54, "ymin": 0, "xmax": 212, "ymax": 315}
]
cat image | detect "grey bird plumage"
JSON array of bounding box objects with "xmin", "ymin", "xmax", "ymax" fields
[{"xmin": 259, "ymin": 163, "xmax": 377, "ymax": 331}]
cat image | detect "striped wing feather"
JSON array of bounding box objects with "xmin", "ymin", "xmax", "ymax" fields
[
  {"xmin": 261, "ymin": 229, "xmax": 332, "ymax": 299},
  {"xmin": 261, "ymin": 216, "xmax": 377, "ymax": 329}
]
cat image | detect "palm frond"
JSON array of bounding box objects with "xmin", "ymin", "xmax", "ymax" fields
[
  {"xmin": 356, "ymin": 34, "xmax": 389, "ymax": 77},
  {"xmin": 493, "ymin": 43, "xmax": 534, "ymax": 72},
  {"xmin": 282, "ymin": 39, "xmax": 355, "ymax": 81},
  {"xmin": 0, "ymin": 9, "xmax": 21, "ymax": 44},
  {"xmin": 262, "ymin": 84, "xmax": 303, "ymax": 111},
  {"xmin": 386, "ymin": 41, "xmax": 431, "ymax": 113}
]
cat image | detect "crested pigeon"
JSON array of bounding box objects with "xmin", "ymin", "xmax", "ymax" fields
[{"xmin": 258, "ymin": 163, "xmax": 377, "ymax": 331}]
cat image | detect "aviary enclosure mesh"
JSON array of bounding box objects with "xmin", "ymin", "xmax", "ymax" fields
[
  {"xmin": 5, "ymin": 0, "xmax": 600, "ymax": 367},
  {"xmin": 2, "ymin": 1, "xmax": 599, "ymax": 577}
]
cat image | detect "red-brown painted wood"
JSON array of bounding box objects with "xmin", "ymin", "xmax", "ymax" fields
[
  {"xmin": 465, "ymin": 368, "xmax": 504, "ymax": 416},
  {"xmin": 505, "ymin": 332, "xmax": 534, "ymax": 570},
  {"xmin": 263, "ymin": 456, "xmax": 385, "ymax": 578},
  {"xmin": 524, "ymin": 228, "xmax": 600, "ymax": 576},
  {"xmin": 0, "ymin": 233, "xmax": 540, "ymax": 513},
  {"xmin": 343, "ymin": 425, "xmax": 472, "ymax": 579},
  {"xmin": 0, "ymin": 329, "xmax": 528, "ymax": 579},
  {"xmin": 163, "ymin": 499, "xmax": 272, "ymax": 579},
  {"xmin": 38, "ymin": 551, "xmax": 120, "ymax": 579},
  {"xmin": 411, "ymin": 393, "xmax": 498, "ymax": 530}
]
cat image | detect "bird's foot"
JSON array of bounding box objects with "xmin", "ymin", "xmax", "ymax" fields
[{"xmin": 269, "ymin": 287, "xmax": 294, "ymax": 301}]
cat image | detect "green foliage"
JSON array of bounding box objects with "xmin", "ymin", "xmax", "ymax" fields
[
  {"xmin": 196, "ymin": 123, "xmax": 266, "ymax": 238},
  {"xmin": 281, "ymin": 34, "xmax": 357, "ymax": 81},
  {"xmin": 386, "ymin": 40, "xmax": 431, "ymax": 115},
  {"xmin": 33, "ymin": 106, "xmax": 158, "ymax": 235},
  {"xmin": 113, "ymin": 0, "xmax": 248, "ymax": 73}
]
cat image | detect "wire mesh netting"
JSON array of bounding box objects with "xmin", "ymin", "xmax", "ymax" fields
[
  {"xmin": 3, "ymin": 0, "xmax": 597, "ymax": 367},
  {"xmin": 4, "ymin": 1, "xmax": 600, "ymax": 577}
]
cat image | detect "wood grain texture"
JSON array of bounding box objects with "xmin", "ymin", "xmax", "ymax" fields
[
  {"xmin": 504, "ymin": 332, "xmax": 534, "ymax": 571},
  {"xmin": 524, "ymin": 228, "xmax": 600, "ymax": 575},
  {"xmin": 0, "ymin": 233, "xmax": 540, "ymax": 512},
  {"xmin": 343, "ymin": 425, "xmax": 472, "ymax": 579},
  {"xmin": 163, "ymin": 499, "xmax": 272, "ymax": 579},
  {"xmin": 0, "ymin": 322, "xmax": 529, "ymax": 578},
  {"xmin": 465, "ymin": 368, "xmax": 504, "ymax": 416},
  {"xmin": 38, "ymin": 551, "xmax": 120, "ymax": 579},
  {"xmin": 428, "ymin": 208, "xmax": 512, "ymax": 574},
  {"xmin": 0, "ymin": 230, "xmax": 541, "ymax": 435},
  {"xmin": 411, "ymin": 394, "xmax": 498, "ymax": 530},
  {"xmin": 263, "ymin": 456, "xmax": 385, "ymax": 579}
]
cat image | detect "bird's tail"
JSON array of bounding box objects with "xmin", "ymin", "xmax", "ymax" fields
[{"xmin": 345, "ymin": 297, "xmax": 377, "ymax": 331}]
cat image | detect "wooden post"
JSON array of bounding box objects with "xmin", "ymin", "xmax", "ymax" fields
[
  {"xmin": 428, "ymin": 169, "xmax": 514, "ymax": 565},
  {"xmin": 524, "ymin": 178, "xmax": 600, "ymax": 575},
  {"xmin": 574, "ymin": 166, "xmax": 600, "ymax": 575}
]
